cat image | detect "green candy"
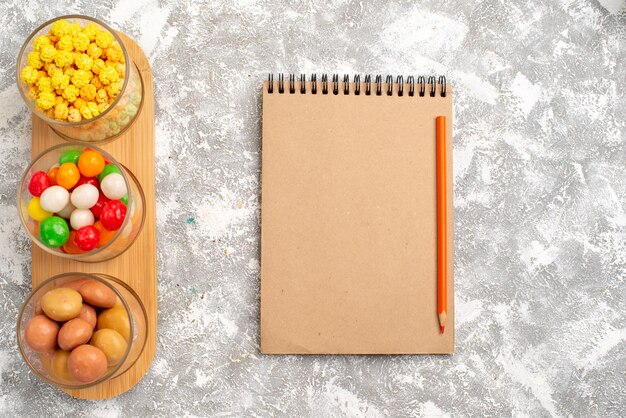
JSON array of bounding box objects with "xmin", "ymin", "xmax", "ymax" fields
[
  {"xmin": 98, "ymin": 164, "xmax": 122, "ymax": 183},
  {"xmin": 40, "ymin": 216, "xmax": 70, "ymax": 248},
  {"xmin": 59, "ymin": 150, "xmax": 81, "ymax": 166},
  {"xmin": 120, "ymin": 195, "xmax": 128, "ymax": 205}
]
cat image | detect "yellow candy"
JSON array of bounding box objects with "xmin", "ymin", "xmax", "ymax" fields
[
  {"xmin": 54, "ymin": 49, "xmax": 74, "ymax": 68},
  {"xmin": 27, "ymin": 87, "xmax": 38, "ymax": 100},
  {"xmin": 97, "ymin": 102, "xmax": 109, "ymax": 113},
  {"xmin": 115, "ymin": 63, "xmax": 126, "ymax": 78},
  {"xmin": 99, "ymin": 66, "xmax": 119, "ymax": 86},
  {"xmin": 95, "ymin": 31, "xmax": 114, "ymax": 49},
  {"xmin": 105, "ymin": 43, "xmax": 124, "ymax": 62},
  {"xmin": 62, "ymin": 85, "xmax": 79, "ymax": 102},
  {"xmin": 36, "ymin": 91, "xmax": 56, "ymax": 110},
  {"xmin": 74, "ymin": 98, "xmax": 87, "ymax": 110},
  {"xmin": 95, "ymin": 88, "xmax": 109, "ymax": 104},
  {"xmin": 90, "ymin": 76, "xmax": 103, "ymax": 89},
  {"xmin": 33, "ymin": 35, "xmax": 52, "ymax": 52},
  {"xmin": 74, "ymin": 53, "xmax": 93, "ymax": 71},
  {"xmin": 80, "ymin": 101, "xmax": 100, "ymax": 119},
  {"xmin": 28, "ymin": 197, "xmax": 52, "ymax": 221},
  {"xmin": 54, "ymin": 102, "xmax": 69, "ymax": 120},
  {"xmin": 50, "ymin": 71, "xmax": 70, "ymax": 90},
  {"xmin": 86, "ymin": 43, "xmax": 102, "ymax": 60},
  {"xmin": 106, "ymin": 81, "xmax": 122, "ymax": 98},
  {"xmin": 56, "ymin": 35, "xmax": 74, "ymax": 51},
  {"xmin": 79, "ymin": 84, "xmax": 96, "ymax": 101},
  {"xmin": 68, "ymin": 22, "xmax": 82, "ymax": 36},
  {"xmin": 43, "ymin": 63, "xmax": 58, "ymax": 77},
  {"xmin": 36, "ymin": 76, "xmax": 52, "ymax": 92},
  {"xmin": 50, "ymin": 19, "xmax": 71, "ymax": 37},
  {"xmin": 91, "ymin": 59, "xmax": 106, "ymax": 75},
  {"xmin": 73, "ymin": 32, "xmax": 90, "ymax": 51},
  {"xmin": 27, "ymin": 51, "xmax": 43, "ymax": 69},
  {"xmin": 39, "ymin": 44, "xmax": 57, "ymax": 63},
  {"xmin": 71, "ymin": 69, "xmax": 92, "ymax": 88},
  {"xmin": 83, "ymin": 24, "xmax": 100, "ymax": 42},
  {"xmin": 20, "ymin": 66, "xmax": 39, "ymax": 85},
  {"xmin": 68, "ymin": 107, "xmax": 81, "ymax": 122}
]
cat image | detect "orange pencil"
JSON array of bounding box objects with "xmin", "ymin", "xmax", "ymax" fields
[{"xmin": 436, "ymin": 116, "xmax": 447, "ymax": 334}]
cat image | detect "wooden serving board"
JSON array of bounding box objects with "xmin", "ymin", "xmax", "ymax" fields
[{"xmin": 30, "ymin": 32, "xmax": 156, "ymax": 400}]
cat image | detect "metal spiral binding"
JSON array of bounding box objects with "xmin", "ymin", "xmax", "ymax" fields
[
  {"xmin": 278, "ymin": 73, "xmax": 284, "ymax": 94},
  {"xmin": 428, "ymin": 76, "xmax": 436, "ymax": 97},
  {"xmin": 267, "ymin": 73, "xmax": 447, "ymax": 97},
  {"xmin": 418, "ymin": 76, "xmax": 426, "ymax": 96},
  {"xmin": 439, "ymin": 75, "xmax": 447, "ymax": 97},
  {"xmin": 386, "ymin": 75, "xmax": 393, "ymax": 96},
  {"xmin": 397, "ymin": 75, "xmax": 404, "ymax": 96},
  {"xmin": 289, "ymin": 74, "xmax": 295, "ymax": 94},
  {"xmin": 407, "ymin": 76, "xmax": 415, "ymax": 96}
]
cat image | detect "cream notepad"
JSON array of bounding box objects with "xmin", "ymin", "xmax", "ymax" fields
[{"xmin": 260, "ymin": 74, "xmax": 454, "ymax": 354}]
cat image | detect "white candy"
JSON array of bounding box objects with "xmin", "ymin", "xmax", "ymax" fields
[
  {"xmin": 71, "ymin": 184, "xmax": 99, "ymax": 209},
  {"xmin": 70, "ymin": 208, "xmax": 95, "ymax": 230},
  {"xmin": 100, "ymin": 173, "xmax": 127, "ymax": 200},
  {"xmin": 56, "ymin": 201, "xmax": 76, "ymax": 219},
  {"xmin": 39, "ymin": 186, "xmax": 69, "ymax": 213}
]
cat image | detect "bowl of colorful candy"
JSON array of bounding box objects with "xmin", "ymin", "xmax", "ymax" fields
[
  {"xmin": 18, "ymin": 143, "xmax": 145, "ymax": 262},
  {"xmin": 16, "ymin": 15, "xmax": 143, "ymax": 143},
  {"xmin": 17, "ymin": 273, "xmax": 147, "ymax": 389}
]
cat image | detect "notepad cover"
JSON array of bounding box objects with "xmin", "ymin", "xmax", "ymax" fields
[{"xmin": 260, "ymin": 81, "xmax": 454, "ymax": 354}]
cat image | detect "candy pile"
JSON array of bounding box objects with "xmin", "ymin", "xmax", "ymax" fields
[
  {"xmin": 27, "ymin": 148, "xmax": 128, "ymax": 252},
  {"xmin": 20, "ymin": 18, "xmax": 125, "ymax": 122},
  {"xmin": 24, "ymin": 279, "xmax": 130, "ymax": 383}
]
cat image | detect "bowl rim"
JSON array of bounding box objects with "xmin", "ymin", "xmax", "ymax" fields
[
  {"xmin": 17, "ymin": 142, "xmax": 143, "ymax": 260},
  {"xmin": 16, "ymin": 272, "xmax": 145, "ymax": 389},
  {"xmin": 15, "ymin": 14, "xmax": 130, "ymax": 127}
]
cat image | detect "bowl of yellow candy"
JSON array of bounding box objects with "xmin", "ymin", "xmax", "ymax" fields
[{"xmin": 16, "ymin": 15, "xmax": 143, "ymax": 143}]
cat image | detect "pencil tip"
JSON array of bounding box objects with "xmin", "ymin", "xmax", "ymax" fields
[{"xmin": 440, "ymin": 325, "xmax": 445, "ymax": 334}]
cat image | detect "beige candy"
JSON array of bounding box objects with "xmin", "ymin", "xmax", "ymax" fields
[
  {"xmin": 41, "ymin": 288, "xmax": 82, "ymax": 321},
  {"xmin": 97, "ymin": 306, "xmax": 130, "ymax": 341},
  {"xmin": 91, "ymin": 329, "xmax": 127, "ymax": 366}
]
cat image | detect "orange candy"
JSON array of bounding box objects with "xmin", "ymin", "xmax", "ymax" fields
[
  {"xmin": 47, "ymin": 167, "xmax": 59, "ymax": 185},
  {"xmin": 56, "ymin": 162, "xmax": 80, "ymax": 189},
  {"xmin": 94, "ymin": 221, "xmax": 116, "ymax": 247},
  {"xmin": 62, "ymin": 231, "xmax": 86, "ymax": 254},
  {"xmin": 31, "ymin": 220, "xmax": 41, "ymax": 238},
  {"xmin": 78, "ymin": 150, "xmax": 105, "ymax": 177}
]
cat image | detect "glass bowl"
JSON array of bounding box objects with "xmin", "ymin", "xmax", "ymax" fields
[
  {"xmin": 18, "ymin": 143, "xmax": 145, "ymax": 262},
  {"xmin": 16, "ymin": 15, "xmax": 143, "ymax": 143},
  {"xmin": 17, "ymin": 273, "xmax": 147, "ymax": 389}
]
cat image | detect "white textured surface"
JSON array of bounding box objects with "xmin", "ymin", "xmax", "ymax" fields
[{"xmin": 0, "ymin": 1, "xmax": 625, "ymax": 416}]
